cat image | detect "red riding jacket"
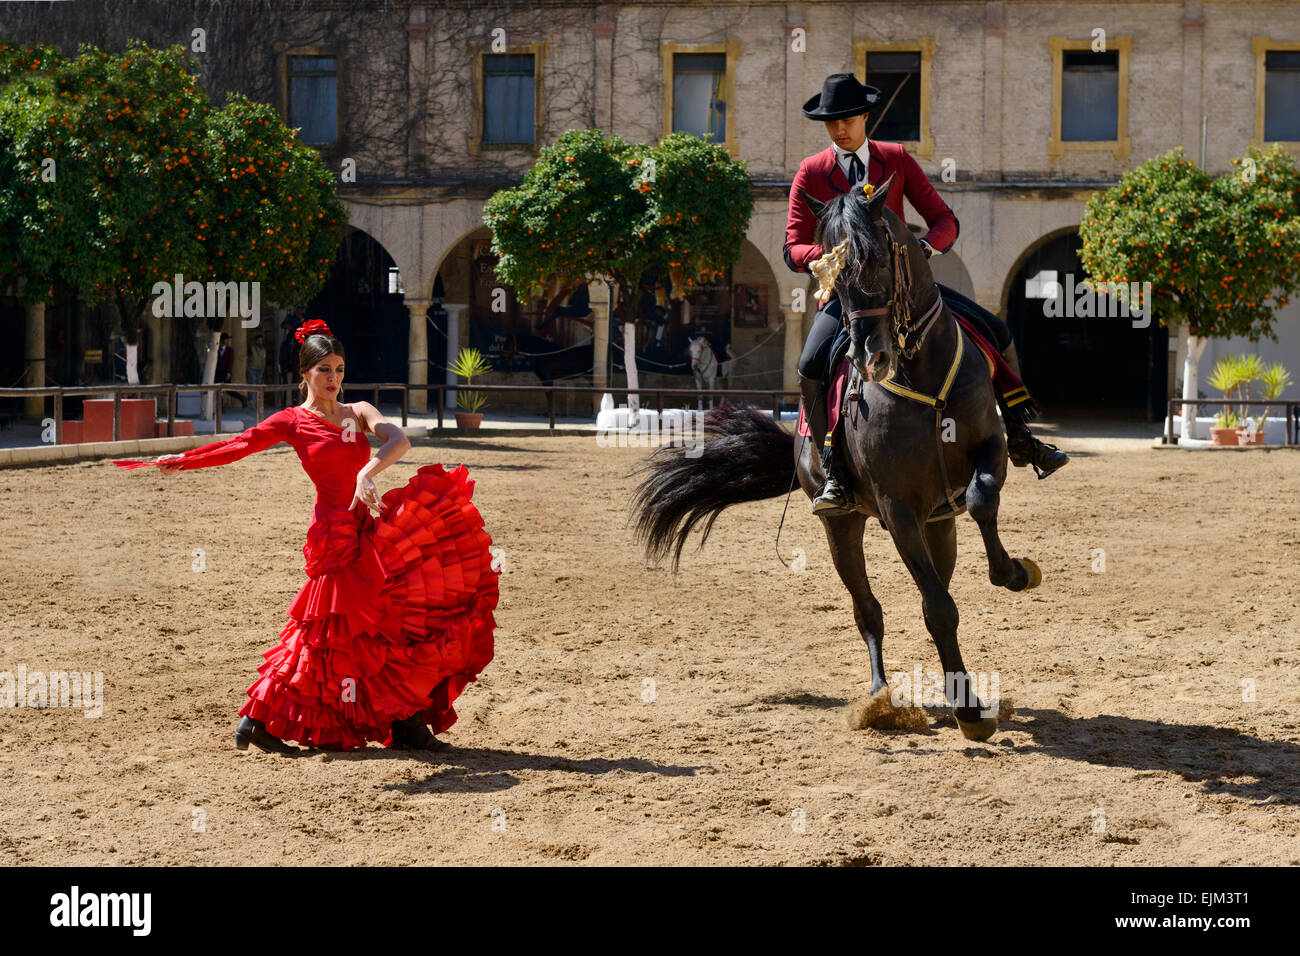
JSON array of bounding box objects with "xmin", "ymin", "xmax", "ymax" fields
[{"xmin": 784, "ymin": 140, "xmax": 959, "ymax": 274}]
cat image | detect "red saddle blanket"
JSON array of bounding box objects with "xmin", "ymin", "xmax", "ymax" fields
[{"xmin": 795, "ymin": 316, "xmax": 1023, "ymax": 438}]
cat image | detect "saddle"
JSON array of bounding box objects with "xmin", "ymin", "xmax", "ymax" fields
[{"xmin": 797, "ymin": 323, "xmax": 1005, "ymax": 523}]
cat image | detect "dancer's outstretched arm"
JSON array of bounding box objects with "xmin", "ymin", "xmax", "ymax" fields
[{"xmin": 113, "ymin": 408, "xmax": 294, "ymax": 474}]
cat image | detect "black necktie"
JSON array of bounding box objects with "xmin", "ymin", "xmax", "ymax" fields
[{"xmin": 847, "ymin": 153, "xmax": 865, "ymax": 186}]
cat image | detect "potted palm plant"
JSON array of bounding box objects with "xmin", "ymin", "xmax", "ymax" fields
[
  {"xmin": 1207, "ymin": 356, "xmax": 1246, "ymax": 446},
  {"xmin": 1238, "ymin": 361, "xmax": 1292, "ymax": 445},
  {"xmin": 450, "ymin": 347, "xmax": 492, "ymax": 429}
]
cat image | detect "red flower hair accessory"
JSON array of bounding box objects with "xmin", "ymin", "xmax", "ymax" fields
[{"xmin": 295, "ymin": 319, "xmax": 333, "ymax": 343}]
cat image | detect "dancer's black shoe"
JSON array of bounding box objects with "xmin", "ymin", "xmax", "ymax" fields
[
  {"xmin": 234, "ymin": 716, "xmax": 299, "ymax": 755},
  {"xmin": 390, "ymin": 714, "xmax": 449, "ymax": 751}
]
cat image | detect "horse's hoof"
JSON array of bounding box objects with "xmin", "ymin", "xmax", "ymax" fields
[
  {"xmin": 1017, "ymin": 558, "xmax": 1042, "ymax": 589},
  {"xmin": 955, "ymin": 715, "xmax": 998, "ymax": 742}
]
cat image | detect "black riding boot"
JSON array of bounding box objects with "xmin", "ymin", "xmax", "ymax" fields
[
  {"xmin": 1005, "ymin": 421, "xmax": 1069, "ymax": 477},
  {"xmin": 798, "ymin": 374, "xmax": 853, "ymax": 515},
  {"xmin": 999, "ymin": 343, "xmax": 1069, "ymax": 478},
  {"xmin": 816, "ymin": 435, "xmax": 855, "ymax": 515}
]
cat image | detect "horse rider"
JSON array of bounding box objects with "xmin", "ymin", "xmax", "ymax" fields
[{"xmin": 786, "ymin": 73, "xmax": 1068, "ymax": 515}]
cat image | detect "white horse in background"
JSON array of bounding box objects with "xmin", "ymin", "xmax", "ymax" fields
[{"xmin": 688, "ymin": 336, "xmax": 735, "ymax": 409}]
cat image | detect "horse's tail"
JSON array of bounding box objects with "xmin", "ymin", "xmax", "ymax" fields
[{"xmin": 631, "ymin": 404, "xmax": 795, "ymax": 570}]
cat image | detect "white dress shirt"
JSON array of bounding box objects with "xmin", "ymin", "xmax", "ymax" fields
[{"xmin": 833, "ymin": 140, "xmax": 871, "ymax": 188}]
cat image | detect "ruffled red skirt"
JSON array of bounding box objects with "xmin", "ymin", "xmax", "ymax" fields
[{"xmin": 238, "ymin": 463, "xmax": 499, "ymax": 749}]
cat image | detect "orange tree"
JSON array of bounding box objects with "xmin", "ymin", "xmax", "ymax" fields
[
  {"xmin": 0, "ymin": 41, "xmax": 343, "ymax": 378},
  {"xmin": 201, "ymin": 94, "xmax": 345, "ymax": 318},
  {"xmin": 483, "ymin": 128, "xmax": 752, "ymax": 413},
  {"xmin": 0, "ymin": 42, "xmax": 214, "ymax": 334},
  {"xmin": 1080, "ymin": 145, "xmax": 1300, "ymax": 439}
]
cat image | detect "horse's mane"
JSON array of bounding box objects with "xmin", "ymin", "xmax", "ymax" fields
[{"xmin": 813, "ymin": 192, "xmax": 888, "ymax": 298}]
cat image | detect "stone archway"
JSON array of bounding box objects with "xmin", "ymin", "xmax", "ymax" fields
[
  {"xmin": 301, "ymin": 226, "xmax": 409, "ymax": 388},
  {"xmin": 1003, "ymin": 228, "xmax": 1168, "ymax": 419},
  {"xmin": 341, "ymin": 195, "xmax": 486, "ymax": 413},
  {"xmin": 998, "ymin": 224, "xmax": 1081, "ymax": 318}
]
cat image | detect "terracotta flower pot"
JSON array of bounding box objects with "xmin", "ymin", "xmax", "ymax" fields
[
  {"xmin": 1209, "ymin": 426, "xmax": 1239, "ymax": 446},
  {"xmin": 1236, "ymin": 426, "xmax": 1264, "ymax": 445},
  {"xmin": 454, "ymin": 411, "xmax": 483, "ymax": 429}
]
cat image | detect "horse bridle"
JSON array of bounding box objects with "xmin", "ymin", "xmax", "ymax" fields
[
  {"xmin": 841, "ymin": 219, "xmax": 945, "ymax": 361},
  {"xmin": 689, "ymin": 337, "xmax": 712, "ymax": 372}
]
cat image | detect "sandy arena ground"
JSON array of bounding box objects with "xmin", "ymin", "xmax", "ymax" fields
[{"xmin": 2, "ymin": 427, "xmax": 1298, "ymax": 866}]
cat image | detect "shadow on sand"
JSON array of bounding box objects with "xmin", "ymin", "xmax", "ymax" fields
[
  {"xmin": 318, "ymin": 745, "xmax": 713, "ymax": 795},
  {"xmin": 877, "ymin": 707, "xmax": 1300, "ymax": 805}
]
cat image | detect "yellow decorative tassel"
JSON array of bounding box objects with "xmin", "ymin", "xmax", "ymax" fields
[
  {"xmin": 808, "ymin": 238, "xmax": 849, "ymax": 305},
  {"xmin": 861, "ymin": 182, "xmax": 875, "ymax": 198}
]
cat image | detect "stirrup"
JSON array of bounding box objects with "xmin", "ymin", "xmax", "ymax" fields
[
  {"xmin": 812, "ymin": 466, "xmax": 855, "ymax": 516},
  {"xmin": 813, "ymin": 491, "xmax": 854, "ymax": 517},
  {"xmin": 1030, "ymin": 441, "xmax": 1069, "ymax": 479}
]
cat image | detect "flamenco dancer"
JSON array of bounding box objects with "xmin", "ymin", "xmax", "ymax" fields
[{"xmin": 114, "ymin": 319, "xmax": 499, "ymax": 755}]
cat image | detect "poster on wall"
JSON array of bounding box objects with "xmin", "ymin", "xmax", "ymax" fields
[
  {"xmin": 733, "ymin": 284, "xmax": 768, "ymax": 328},
  {"xmin": 686, "ymin": 279, "xmax": 731, "ymax": 345}
]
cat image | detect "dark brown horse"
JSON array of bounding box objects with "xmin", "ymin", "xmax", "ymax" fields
[{"xmin": 631, "ymin": 173, "xmax": 1041, "ymax": 741}]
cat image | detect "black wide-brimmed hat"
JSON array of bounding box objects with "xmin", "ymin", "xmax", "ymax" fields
[{"xmin": 801, "ymin": 73, "xmax": 881, "ymax": 121}]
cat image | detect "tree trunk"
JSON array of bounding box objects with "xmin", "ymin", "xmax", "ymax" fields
[
  {"xmin": 145, "ymin": 308, "xmax": 166, "ymax": 385},
  {"xmin": 200, "ymin": 329, "xmax": 222, "ymax": 421},
  {"xmin": 114, "ymin": 294, "xmax": 142, "ymax": 386},
  {"xmin": 1181, "ymin": 333, "xmax": 1208, "ymax": 443},
  {"xmin": 609, "ymin": 280, "xmax": 641, "ymax": 427},
  {"xmin": 125, "ymin": 341, "xmax": 139, "ymax": 385},
  {"xmin": 23, "ymin": 302, "xmax": 45, "ymax": 423},
  {"xmin": 623, "ymin": 320, "xmax": 640, "ymax": 427}
]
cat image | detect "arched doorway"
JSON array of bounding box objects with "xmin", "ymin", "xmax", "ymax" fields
[
  {"xmin": 304, "ymin": 227, "xmax": 409, "ymax": 384},
  {"xmin": 1004, "ymin": 230, "xmax": 1167, "ymax": 419}
]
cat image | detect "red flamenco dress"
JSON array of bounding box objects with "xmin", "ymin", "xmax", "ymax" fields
[{"xmin": 113, "ymin": 405, "xmax": 499, "ymax": 749}]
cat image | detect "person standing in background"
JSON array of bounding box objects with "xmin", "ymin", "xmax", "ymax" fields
[{"xmin": 217, "ymin": 332, "xmax": 247, "ymax": 408}]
